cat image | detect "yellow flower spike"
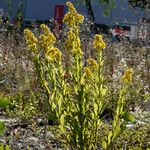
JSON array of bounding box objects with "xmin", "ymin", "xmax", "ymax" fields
[
  {"xmin": 121, "ymin": 68, "xmax": 134, "ymax": 84},
  {"xmin": 95, "ymin": 34, "xmax": 103, "ymax": 41},
  {"xmin": 65, "ymin": 31, "xmax": 76, "ymax": 51},
  {"xmin": 67, "ymin": 31, "xmax": 76, "ymax": 41},
  {"xmin": 76, "ymin": 13, "xmax": 84, "ymax": 25},
  {"xmin": 87, "ymin": 58, "xmax": 98, "ymax": 70},
  {"xmin": 84, "ymin": 67, "xmax": 93, "ymax": 80},
  {"xmin": 93, "ymin": 34, "xmax": 106, "ymax": 51},
  {"xmin": 40, "ymin": 24, "xmax": 46, "ymax": 29},
  {"xmin": 72, "ymin": 47, "xmax": 83, "ymax": 56},
  {"xmin": 46, "ymin": 47, "xmax": 62, "ymax": 61},
  {"xmin": 72, "ymin": 37, "xmax": 83, "ymax": 57},
  {"xmin": 63, "ymin": 2, "xmax": 84, "ymax": 28},
  {"xmin": 38, "ymin": 31, "xmax": 56, "ymax": 50},
  {"xmin": 76, "ymin": 37, "xmax": 81, "ymax": 47},
  {"xmin": 38, "ymin": 34, "xmax": 46, "ymax": 47},
  {"xmin": 40, "ymin": 24, "xmax": 50, "ymax": 35},
  {"xmin": 39, "ymin": 24, "xmax": 56, "ymax": 45},
  {"xmin": 66, "ymin": 1, "xmax": 77, "ymax": 12},
  {"xmin": 29, "ymin": 43, "xmax": 37, "ymax": 51},
  {"xmin": 24, "ymin": 28, "xmax": 38, "ymax": 52}
]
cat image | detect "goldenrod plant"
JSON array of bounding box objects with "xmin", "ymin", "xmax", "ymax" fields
[
  {"xmin": 24, "ymin": 2, "xmax": 136, "ymax": 150},
  {"xmin": 102, "ymin": 68, "xmax": 135, "ymax": 150}
]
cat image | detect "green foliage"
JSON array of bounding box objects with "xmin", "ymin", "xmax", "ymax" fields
[
  {"xmin": 114, "ymin": 124, "xmax": 150, "ymax": 149},
  {"xmin": 0, "ymin": 95, "xmax": 9, "ymax": 136},
  {"xmin": 95, "ymin": 0, "xmax": 115, "ymax": 16},
  {"xmin": 0, "ymin": 121, "xmax": 5, "ymax": 136},
  {"xmin": 0, "ymin": 144, "xmax": 10, "ymax": 150},
  {"xmin": 0, "ymin": 96, "xmax": 10, "ymax": 109},
  {"xmin": 121, "ymin": 112, "xmax": 135, "ymax": 123},
  {"xmin": 7, "ymin": 91, "xmax": 44, "ymax": 122},
  {"xmin": 101, "ymin": 84, "xmax": 137, "ymax": 150}
]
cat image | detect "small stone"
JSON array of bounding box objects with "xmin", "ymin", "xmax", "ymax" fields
[
  {"xmin": 28, "ymin": 137, "xmax": 39, "ymax": 143},
  {"xmin": 39, "ymin": 144, "xmax": 46, "ymax": 149},
  {"xmin": 0, "ymin": 139, "xmax": 5, "ymax": 143},
  {"xmin": 126, "ymin": 124, "xmax": 135, "ymax": 129}
]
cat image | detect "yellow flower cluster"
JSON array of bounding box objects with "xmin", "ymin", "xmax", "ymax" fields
[
  {"xmin": 72, "ymin": 37, "xmax": 83, "ymax": 56},
  {"xmin": 46, "ymin": 47, "xmax": 62, "ymax": 61},
  {"xmin": 63, "ymin": 2, "xmax": 84, "ymax": 28},
  {"xmin": 24, "ymin": 24, "xmax": 62, "ymax": 62},
  {"xmin": 65, "ymin": 31, "xmax": 76, "ymax": 51},
  {"xmin": 121, "ymin": 68, "xmax": 134, "ymax": 84},
  {"xmin": 66, "ymin": 1, "xmax": 76, "ymax": 12},
  {"xmin": 24, "ymin": 28, "xmax": 38, "ymax": 51},
  {"xmin": 65, "ymin": 31, "xmax": 82, "ymax": 56},
  {"xmin": 93, "ymin": 34, "xmax": 106, "ymax": 51},
  {"xmin": 87, "ymin": 58, "xmax": 98, "ymax": 71},
  {"xmin": 39, "ymin": 24, "xmax": 56, "ymax": 50},
  {"xmin": 84, "ymin": 67, "xmax": 93, "ymax": 80}
]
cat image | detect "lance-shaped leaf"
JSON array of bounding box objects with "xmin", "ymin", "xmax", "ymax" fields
[
  {"xmin": 121, "ymin": 112, "xmax": 136, "ymax": 123},
  {"xmin": 102, "ymin": 140, "xmax": 107, "ymax": 150},
  {"xmin": 0, "ymin": 121, "xmax": 5, "ymax": 136},
  {"xmin": 112, "ymin": 126, "xmax": 121, "ymax": 140}
]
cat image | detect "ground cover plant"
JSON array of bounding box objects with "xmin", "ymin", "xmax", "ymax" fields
[{"xmin": 0, "ymin": 1, "xmax": 150, "ymax": 150}]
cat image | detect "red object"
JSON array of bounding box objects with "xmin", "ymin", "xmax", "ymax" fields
[
  {"xmin": 54, "ymin": 5, "xmax": 64, "ymax": 29},
  {"xmin": 114, "ymin": 27, "xmax": 129, "ymax": 36},
  {"xmin": 115, "ymin": 28, "xmax": 124, "ymax": 34}
]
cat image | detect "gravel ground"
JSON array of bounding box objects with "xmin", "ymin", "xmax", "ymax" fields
[
  {"xmin": 0, "ymin": 114, "xmax": 63, "ymax": 150},
  {"xmin": 0, "ymin": 108, "xmax": 150, "ymax": 150}
]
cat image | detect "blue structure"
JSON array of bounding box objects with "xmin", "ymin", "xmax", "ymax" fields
[{"xmin": 0, "ymin": 0, "xmax": 149, "ymax": 27}]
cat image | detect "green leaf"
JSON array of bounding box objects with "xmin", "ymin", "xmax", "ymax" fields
[
  {"xmin": 0, "ymin": 96, "xmax": 10, "ymax": 109},
  {"xmin": 93, "ymin": 103, "xmax": 98, "ymax": 116},
  {"xmin": 0, "ymin": 144, "xmax": 3, "ymax": 150},
  {"xmin": 51, "ymin": 102, "xmax": 56, "ymax": 111},
  {"xmin": 113, "ymin": 126, "xmax": 121, "ymax": 140},
  {"xmin": 89, "ymin": 143, "xmax": 94, "ymax": 150},
  {"xmin": 91, "ymin": 112, "xmax": 95, "ymax": 120},
  {"xmin": 0, "ymin": 144, "xmax": 10, "ymax": 150},
  {"xmin": 58, "ymin": 124, "xmax": 65, "ymax": 133},
  {"xmin": 97, "ymin": 119, "xmax": 102, "ymax": 126},
  {"xmin": 102, "ymin": 140, "xmax": 107, "ymax": 150},
  {"xmin": 120, "ymin": 122, "xmax": 126, "ymax": 131},
  {"xmin": 57, "ymin": 96, "xmax": 62, "ymax": 109},
  {"xmin": 121, "ymin": 112, "xmax": 136, "ymax": 123},
  {"xmin": 5, "ymin": 144, "xmax": 10, "ymax": 150},
  {"xmin": 60, "ymin": 114, "xmax": 65, "ymax": 125},
  {"xmin": 80, "ymin": 75, "xmax": 85, "ymax": 84},
  {"xmin": 108, "ymin": 131, "xmax": 113, "ymax": 145},
  {"xmin": 0, "ymin": 121, "xmax": 5, "ymax": 136},
  {"xmin": 101, "ymin": 87, "xmax": 107, "ymax": 97},
  {"xmin": 103, "ymin": 9, "xmax": 110, "ymax": 16}
]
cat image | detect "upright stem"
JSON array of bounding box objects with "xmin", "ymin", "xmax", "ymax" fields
[
  {"xmin": 94, "ymin": 50, "xmax": 103, "ymax": 149},
  {"xmin": 34, "ymin": 55, "xmax": 51, "ymax": 108},
  {"xmin": 113, "ymin": 85, "xmax": 126, "ymax": 129}
]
